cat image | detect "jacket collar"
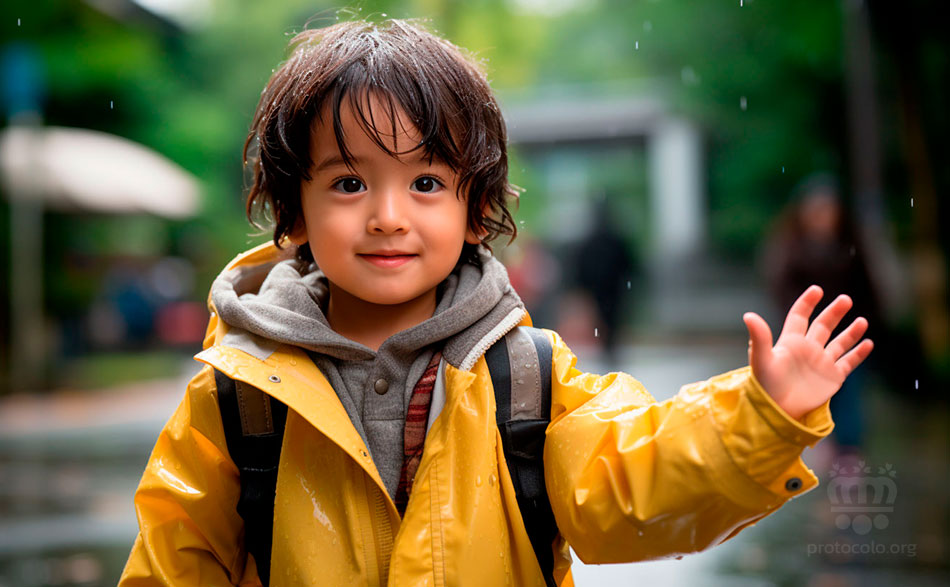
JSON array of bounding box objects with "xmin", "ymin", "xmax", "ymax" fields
[{"xmin": 195, "ymin": 342, "xmax": 389, "ymax": 489}]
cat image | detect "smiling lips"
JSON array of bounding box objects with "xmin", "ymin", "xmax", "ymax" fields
[{"xmin": 358, "ymin": 251, "xmax": 417, "ymax": 268}]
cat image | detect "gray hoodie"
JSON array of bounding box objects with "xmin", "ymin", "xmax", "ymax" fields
[{"xmin": 210, "ymin": 246, "xmax": 525, "ymax": 499}]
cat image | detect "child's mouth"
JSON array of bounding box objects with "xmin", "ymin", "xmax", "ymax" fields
[{"xmin": 358, "ymin": 253, "xmax": 417, "ymax": 268}]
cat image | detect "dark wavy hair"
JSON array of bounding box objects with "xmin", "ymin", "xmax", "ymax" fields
[{"xmin": 243, "ymin": 18, "xmax": 519, "ymax": 263}]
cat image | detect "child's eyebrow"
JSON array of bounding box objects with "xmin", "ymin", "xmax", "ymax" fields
[
  {"xmin": 313, "ymin": 152, "xmax": 451, "ymax": 173},
  {"xmin": 313, "ymin": 155, "xmax": 353, "ymax": 173}
]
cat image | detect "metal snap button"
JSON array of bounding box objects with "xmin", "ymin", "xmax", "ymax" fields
[
  {"xmin": 269, "ymin": 375, "xmax": 281, "ymax": 383},
  {"xmin": 785, "ymin": 477, "xmax": 803, "ymax": 492},
  {"xmin": 374, "ymin": 378, "xmax": 389, "ymax": 395}
]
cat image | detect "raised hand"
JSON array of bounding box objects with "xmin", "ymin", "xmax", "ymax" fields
[{"xmin": 742, "ymin": 285, "xmax": 874, "ymax": 421}]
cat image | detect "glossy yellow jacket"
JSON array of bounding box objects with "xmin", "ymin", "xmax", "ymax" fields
[{"xmin": 120, "ymin": 243, "xmax": 834, "ymax": 586}]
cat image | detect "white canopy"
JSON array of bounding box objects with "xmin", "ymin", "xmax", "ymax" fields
[{"xmin": 0, "ymin": 125, "xmax": 199, "ymax": 218}]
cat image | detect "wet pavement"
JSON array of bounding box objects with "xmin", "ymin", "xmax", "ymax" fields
[{"xmin": 0, "ymin": 340, "xmax": 946, "ymax": 586}]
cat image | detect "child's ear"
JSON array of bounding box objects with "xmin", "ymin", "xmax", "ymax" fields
[
  {"xmin": 288, "ymin": 217, "xmax": 309, "ymax": 245},
  {"xmin": 464, "ymin": 222, "xmax": 486, "ymax": 245}
]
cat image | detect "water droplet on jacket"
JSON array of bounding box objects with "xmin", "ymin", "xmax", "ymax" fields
[
  {"xmin": 290, "ymin": 358, "xmax": 297, "ymax": 366},
  {"xmin": 476, "ymin": 475, "xmax": 483, "ymax": 486},
  {"xmin": 638, "ymin": 529, "xmax": 644, "ymax": 536}
]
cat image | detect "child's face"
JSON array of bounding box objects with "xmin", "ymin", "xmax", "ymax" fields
[{"xmin": 291, "ymin": 94, "xmax": 480, "ymax": 308}]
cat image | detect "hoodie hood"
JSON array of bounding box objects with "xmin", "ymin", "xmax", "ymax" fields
[{"xmin": 209, "ymin": 244, "xmax": 525, "ymax": 367}]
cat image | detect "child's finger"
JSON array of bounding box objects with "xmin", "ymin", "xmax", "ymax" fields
[
  {"xmin": 743, "ymin": 312, "xmax": 774, "ymax": 370},
  {"xmin": 835, "ymin": 339, "xmax": 874, "ymax": 377},
  {"xmin": 781, "ymin": 285, "xmax": 823, "ymax": 338},
  {"xmin": 806, "ymin": 294, "xmax": 853, "ymax": 346},
  {"xmin": 825, "ymin": 316, "xmax": 868, "ymax": 360}
]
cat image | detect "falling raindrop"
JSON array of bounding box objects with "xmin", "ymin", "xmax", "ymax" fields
[
  {"xmin": 627, "ymin": 281, "xmax": 631, "ymax": 289},
  {"xmin": 635, "ymin": 41, "xmax": 639, "ymax": 50},
  {"xmin": 110, "ymin": 100, "xmax": 114, "ymax": 109},
  {"xmin": 782, "ymin": 166, "xmax": 785, "ymax": 174},
  {"xmin": 911, "ymin": 197, "xmax": 914, "ymax": 207},
  {"xmin": 18, "ymin": 18, "xmax": 21, "ymax": 26},
  {"xmin": 915, "ymin": 379, "xmax": 919, "ymax": 390},
  {"xmin": 594, "ymin": 328, "xmax": 599, "ymax": 337},
  {"xmin": 740, "ymin": 96, "xmax": 748, "ymax": 110},
  {"xmin": 740, "ymin": 0, "xmax": 744, "ymax": 6}
]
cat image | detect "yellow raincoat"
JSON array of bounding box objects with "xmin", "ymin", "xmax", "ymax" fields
[{"xmin": 120, "ymin": 243, "xmax": 834, "ymax": 586}]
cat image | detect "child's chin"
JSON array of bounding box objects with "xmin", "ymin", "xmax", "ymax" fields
[{"xmin": 352, "ymin": 288, "xmax": 430, "ymax": 307}]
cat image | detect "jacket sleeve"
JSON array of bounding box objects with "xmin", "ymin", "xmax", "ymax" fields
[
  {"xmin": 542, "ymin": 329, "xmax": 834, "ymax": 564},
  {"xmin": 119, "ymin": 365, "xmax": 261, "ymax": 586}
]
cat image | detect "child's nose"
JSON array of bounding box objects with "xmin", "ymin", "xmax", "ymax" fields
[{"xmin": 367, "ymin": 188, "xmax": 409, "ymax": 235}]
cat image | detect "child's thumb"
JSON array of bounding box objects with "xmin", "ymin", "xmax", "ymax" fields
[{"xmin": 743, "ymin": 312, "xmax": 774, "ymax": 372}]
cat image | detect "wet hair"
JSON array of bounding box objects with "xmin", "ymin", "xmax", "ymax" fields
[{"xmin": 243, "ymin": 18, "xmax": 519, "ymax": 264}]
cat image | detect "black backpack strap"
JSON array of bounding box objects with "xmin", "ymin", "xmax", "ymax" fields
[
  {"xmin": 214, "ymin": 369, "xmax": 287, "ymax": 587},
  {"xmin": 486, "ymin": 326, "xmax": 558, "ymax": 587}
]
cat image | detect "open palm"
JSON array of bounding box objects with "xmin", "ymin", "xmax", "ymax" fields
[{"xmin": 743, "ymin": 285, "xmax": 874, "ymax": 421}]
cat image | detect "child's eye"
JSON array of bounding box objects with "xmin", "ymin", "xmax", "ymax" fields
[
  {"xmin": 412, "ymin": 176, "xmax": 443, "ymax": 194},
  {"xmin": 333, "ymin": 178, "xmax": 365, "ymax": 193}
]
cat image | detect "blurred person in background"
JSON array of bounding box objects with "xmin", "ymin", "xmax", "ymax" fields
[
  {"xmin": 762, "ymin": 174, "xmax": 882, "ymax": 459},
  {"xmin": 567, "ymin": 197, "xmax": 637, "ymax": 369}
]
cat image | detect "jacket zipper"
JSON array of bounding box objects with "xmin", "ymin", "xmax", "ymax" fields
[{"xmin": 373, "ymin": 487, "xmax": 394, "ymax": 584}]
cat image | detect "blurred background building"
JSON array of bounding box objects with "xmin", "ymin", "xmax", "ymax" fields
[{"xmin": 0, "ymin": 0, "xmax": 947, "ymax": 585}]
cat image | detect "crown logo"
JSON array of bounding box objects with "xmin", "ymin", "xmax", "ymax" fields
[{"xmin": 827, "ymin": 461, "xmax": 897, "ymax": 535}]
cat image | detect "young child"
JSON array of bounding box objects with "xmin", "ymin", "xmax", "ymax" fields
[{"xmin": 119, "ymin": 19, "xmax": 872, "ymax": 587}]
